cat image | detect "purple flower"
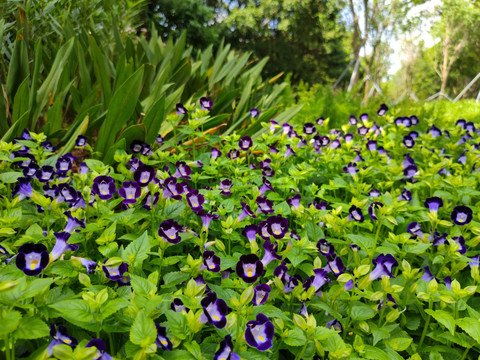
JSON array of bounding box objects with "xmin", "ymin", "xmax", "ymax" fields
[
  {"xmin": 0, "ymin": 245, "xmax": 10, "ymax": 257},
  {"xmin": 358, "ymin": 126, "xmax": 369, "ymax": 136},
  {"xmin": 242, "ymin": 224, "xmax": 258, "ymax": 243},
  {"xmin": 92, "ymin": 176, "xmax": 116, "ymax": 200},
  {"xmin": 47, "ymin": 325, "xmax": 78, "ymax": 357},
  {"xmin": 186, "ymin": 189, "xmax": 204, "ymax": 212},
  {"xmin": 451, "ymin": 205, "xmax": 473, "ymax": 225},
  {"xmin": 23, "ymin": 162, "xmax": 39, "ymax": 177},
  {"xmin": 227, "ymin": 149, "xmax": 240, "ymax": 160},
  {"xmin": 427, "ymin": 125, "xmax": 442, "ymax": 138},
  {"xmin": 158, "ymin": 219, "xmax": 183, "ymax": 244},
  {"xmin": 367, "ymin": 140, "xmax": 377, "ymax": 152},
  {"xmin": 163, "ymin": 177, "xmax": 184, "ymax": 200},
  {"xmin": 156, "ymin": 134, "xmax": 164, "ymax": 145},
  {"xmin": 71, "ymin": 257, "xmax": 97, "ymax": 274},
  {"xmin": 203, "ymin": 250, "xmax": 221, "ymax": 272},
  {"xmin": 16, "ymin": 243, "xmax": 49, "ymax": 276},
  {"xmin": 407, "ymin": 222, "xmax": 424, "ymax": 239},
  {"xmin": 344, "ymin": 133, "xmax": 354, "ymax": 142},
  {"xmin": 236, "ymin": 254, "xmax": 264, "ymax": 283},
  {"xmin": 36, "ymin": 165, "xmax": 55, "ymax": 182},
  {"xmin": 143, "ymin": 192, "xmax": 159, "ymax": 210},
  {"xmin": 398, "ymin": 188, "xmax": 412, "ymax": 202},
  {"xmin": 348, "ymin": 205, "xmax": 364, "ymax": 222},
  {"xmin": 171, "ymin": 298, "xmax": 189, "ymax": 313},
  {"xmin": 128, "ymin": 158, "xmax": 143, "ymax": 172},
  {"xmin": 316, "ymin": 117, "xmax": 325, "ymax": 125},
  {"xmin": 369, "ymin": 254, "xmax": 398, "ymax": 281},
  {"xmin": 452, "ymin": 236, "xmax": 467, "ymax": 254},
  {"xmin": 75, "ymin": 135, "xmax": 87, "ymax": 147},
  {"xmin": 102, "ymin": 261, "xmax": 128, "ymax": 281},
  {"xmin": 219, "ymin": 179, "xmax": 233, "ymax": 195},
  {"xmin": 85, "ymin": 339, "xmax": 112, "ymax": 360},
  {"xmin": 403, "ymin": 135, "xmax": 415, "ymax": 148},
  {"xmin": 421, "ymin": 266, "xmax": 437, "ymax": 282},
  {"xmin": 403, "ymin": 165, "xmax": 418, "ymax": 180},
  {"xmin": 56, "ymin": 156, "xmax": 73, "ymax": 172},
  {"xmin": 368, "ymin": 202, "xmax": 383, "ymax": 221},
  {"xmin": 214, "ymin": 335, "xmax": 240, "ymax": 360},
  {"xmin": 130, "ymin": 140, "xmax": 144, "ymax": 153},
  {"xmin": 253, "ymin": 284, "xmax": 271, "ymax": 306},
  {"xmin": 12, "ymin": 177, "xmax": 33, "ymax": 200},
  {"xmin": 259, "ymin": 177, "xmax": 274, "ymax": 195},
  {"xmin": 176, "ymin": 103, "xmax": 188, "ymax": 115},
  {"xmin": 200, "ymin": 292, "xmax": 228, "ymax": 329},
  {"xmin": 303, "ymin": 123, "xmax": 316, "ymax": 135},
  {"xmin": 349, "ymin": 115, "xmax": 358, "ymax": 125},
  {"xmin": 431, "ymin": 231, "xmax": 448, "ymax": 246},
  {"xmin": 287, "ymin": 193, "xmax": 301, "ymax": 209},
  {"xmin": 261, "ymin": 240, "xmax": 281, "ymax": 266},
  {"xmin": 424, "ymin": 197, "xmax": 444, "ymax": 212},
  {"xmin": 245, "ymin": 313, "xmax": 274, "ymax": 351},
  {"xmin": 326, "ymin": 319, "xmax": 343, "ymax": 332},
  {"xmin": 377, "ymin": 104, "xmax": 388, "ymax": 116},
  {"xmin": 174, "ymin": 161, "xmax": 192, "ymax": 179},
  {"xmin": 256, "ymin": 195, "xmax": 274, "ymax": 214},
  {"xmin": 57, "ymin": 183, "xmax": 78, "ymax": 203},
  {"xmin": 51, "ymin": 232, "xmax": 79, "ymax": 261},
  {"xmin": 303, "ymin": 268, "xmax": 331, "ymax": 293},
  {"xmin": 238, "ymin": 202, "xmax": 256, "ymax": 222},
  {"xmin": 155, "ymin": 324, "xmax": 173, "ymax": 351},
  {"xmin": 41, "ymin": 141, "xmax": 56, "ymax": 152},
  {"xmin": 284, "ymin": 144, "xmax": 296, "ymax": 158},
  {"xmin": 211, "ymin": 147, "xmax": 222, "ymax": 159},
  {"xmin": 317, "ymin": 239, "xmax": 335, "ymax": 257},
  {"xmin": 266, "ymin": 215, "xmax": 288, "ymax": 239},
  {"xmin": 118, "ymin": 181, "xmax": 142, "ymax": 204},
  {"xmin": 200, "ymin": 97, "xmax": 213, "ymax": 111},
  {"xmin": 326, "ymin": 256, "xmax": 345, "ymax": 276},
  {"xmin": 250, "ymin": 108, "xmax": 259, "ymax": 118},
  {"xmin": 343, "ymin": 162, "xmax": 358, "ymax": 176},
  {"xmin": 257, "ymin": 221, "xmax": 270, "ymax": 241},
  {"xmin": 134, "ymin": 165, "xmax": 156, "ymax": 186},
  {"xmin": 239, "ymin": 136, "xmax": 253, "ymax": 151}
]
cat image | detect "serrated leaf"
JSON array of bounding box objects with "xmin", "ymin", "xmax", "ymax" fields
[
  {"xmin": 49, "ymin": 299, "xmax": 94, "ymax": 322},
  {"xmin": 131, "ymin": 274, "xmax": 157, "ymax": 298},
  {"xmin": 350, "ymin": 303, "xmax": 376, "ymax": 321},
  {"xmin": 385, "ymin": 337, "xmax": 412, "ymax": 351},
  {"xmin": 163, "ymin": 202, "xmax": 185, "ymax": 219},
  {"xmin": 284, "ymin": 328, "xmax": 306, "ymax": 346},
  {"xmin": 123, "ymin": 231, "xmax": 151, "ymax": 268},
  {"xmin": 0, "ymin": 310, "xmax": 21, "ymax": 335},
  {"xmin": 165, "ymin": 310, "xmax": 188, "ymax": 340},
  {"xmin": 425, "ymin": 309, "xmax": 456, "ymax": 335},
  {"xmin": 130, "ymin": 310, "xmax": 157, "ymax": 348},
  {"xmin": 457, "ymin": 317, "xmax": 480, "ymax": 343},
  {"xmin": 14, "ymin": 317, "xmax": 50, "ymax": 339}
]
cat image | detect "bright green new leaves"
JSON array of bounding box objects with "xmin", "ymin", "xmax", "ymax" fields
[
  {"xmin": 130, "ymin": 310, "xmax": 157, "ymax": 348},
  {"xmin": 123, "ymin": 231, "xmax": 151, "ymax": 268}
]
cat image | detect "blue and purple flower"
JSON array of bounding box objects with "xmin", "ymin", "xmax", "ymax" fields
[
  {"xmin": 85, "ymin": 339, "xmax": 112, "ymax": 360},
  {"xmin": 155, "ymin": 324, "xmax": 173, "ymax": 351},
  {"xmin": 158, "ymin": 219, "xmax": 183, "ymax": 244},
  {"xmin": 92, "ymin": 176, "xmax": 116, "ymax": 200},
  {"xmin": 369, "ymin": 254, "xmax": 398, "ymax": 281},
  {"xmin": 118, "ymin": 181, "xmax": 142, "ymax": 204},
  {"xmin": 245, "ymin": 314, "xmax": 274, "ymax": 351},
  {"xmin": 451, "ymin": 205, "xmax": 473, "ymax": 225},
  {"xmin": 253, "ymin": 284, "xmax": 271, "ymax": 306},
  {"xmin": 16, "ymin": 243, "xmax": 49, "ymax": 276},
  {"xmin": 214, "ymin": 335, "xmax": 240, "ymax": 360},
  {"xmin": 236, "ymin": 254, "xmax": 264, "ymax": 283},
  {"xmin": 200, "ymin": 292, "xmax": 228, "ymax": 329}
]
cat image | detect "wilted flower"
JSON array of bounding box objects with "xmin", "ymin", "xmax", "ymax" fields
[
  {"xmin": 368, "ymin": 202, "xmax": 383, "ymax": 220},
  {"xmin": 71, "ymin": 256, "xmax": 97, "ymax": 274},
  {"xmin": 326, "ymin": 319, "xmax": 343, "ymax": 332}
]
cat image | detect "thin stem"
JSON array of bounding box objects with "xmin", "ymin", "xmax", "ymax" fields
[
  {"xmin": 295, "ymin": 341, "xmax": 308, "ymax": 360},
  {"xmin": 108, "ymin": 332, "xmax": 115, "ymax": 356},
  {"xmin": 371, "ymin": 221, "xmax": 382, "ymax": 257},
  {"xmin": 459, "ymin": 347, "xmax": 469, "ymax": 360},
  {"xmin": 5, "ymin": 335, "xmax": 11, "ymax": 360},
  {"xmin": 418, "ymin": 300, "xmax": 433, "ymax": 350}
]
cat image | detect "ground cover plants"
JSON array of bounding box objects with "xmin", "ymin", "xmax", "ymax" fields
[{"xmin": 1, "ymin": 99, "xmax": 480, "ymax": 360}]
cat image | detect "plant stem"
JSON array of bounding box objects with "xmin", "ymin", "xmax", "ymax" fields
[
  {"xmin": 371, "ymin": 221, "xmax": 382, "ymax": 257},
  {"xmin": 295, "ymin": 341, "xmax": 308, "ymax": 360},
  {"xmin": 418, "ymin": 300, "xmax": 432, "ymax": 350},
  {"xmin": 4, "ymin": 336, "xmax": 11, "ymax": 360},
  {"xmin": 108, "ymin": 332, "xmax": 115, "ymax": 356},
  {"xmin": 459, "ymin": 347, "xmax": 469, "ymax": 360}
]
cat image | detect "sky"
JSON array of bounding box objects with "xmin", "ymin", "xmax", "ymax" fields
[{"xmin": 388, "ymin": 0, "xmax": 442, "ymax": 75}]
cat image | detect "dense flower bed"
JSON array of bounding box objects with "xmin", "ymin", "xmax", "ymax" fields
[{"xmin": 1, "ymin": 102, "xmax": 480, "ymax": 360}]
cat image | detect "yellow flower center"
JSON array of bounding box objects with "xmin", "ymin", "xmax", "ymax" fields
[
  {"xmin": 161, "ymin": 340, "xmax": 168, "ymax": 345},
  {"xmin": 247, "ymin": 269, "xmax": 253, "ymax": 277},
  {"xmin": 258, "ymin": 336, "xmax": 265, "ymax": 341},
  {"xmin": 213, "ymin": 315, "xmax": 220, "ymax": 321}
]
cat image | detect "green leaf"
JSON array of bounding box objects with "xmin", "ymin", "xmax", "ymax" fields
[
  {"xmin": 184, "ymin": 341, "xmax": 202, "ymax": 360},
  {"xmin": 346, "ymin": 234, "xmax": 374, "ymax": 251},
  {"xmin": 99, "ymin": 299, "xmax": 129, "ymax": 321},
  {"xmin": 131, "ymin": 274, "xmax": 157, "ymax": 298},
  {"xmin": 253, "ymin": 305, "xmax": 292, "ymax": 323},
  {"xmin": 165, "ymin": 310, "xmax": 188, "ymax": 340},
  {"xmin": 163, "ymin": 271, "xmax": 191, "ymax": 287},
  {"xmin": 130, "ymin": 310, "xmax": 157, "ymax": 348},
  {"xmin": 0, "ymin": 172, "xmax": 23, "ymax": 183},
  {"xmin": 95, "ymin": 65, "xmax": 145, "ymax": 158},
  {"xmin": 123, "ymin": 231, "xmax": 151, "ymax": 268},
  {"xmin": 385, "ymin": 337, "xmax": 413, "ymax": 351},
  {"xmin": 425, "ymin": 309, "xmax": 456, "ymax": 335},
  {"xmin": 22, "ymin": 278, "xmax": 54, "ymax": 299},
  {"xmin": 350, "ymin": 303, "xmax": 376, "ymax": 321},
  {"xmin": 284, "ymin": 328, "xmax": 307, "ymax": 346},
  {"xmin": 49, "ymin": 299, "xmax": 94, "ymax": 322},
  {"xmin": 305, "ymin": 221, "xmax": 324, "ymax": 242},
  {"xmin": 457, "ymin": 317, "xmax": 480, "ymax": 343},
  {"xmin": 163, "ymin": 202, "xmax": 185, "ymax": 219},
  {"xmin": 0, "ymin": 309, "xmax": 21, "ymax": 335},
  {"xmin": 363, "ymin": 345, "xmax": 388, "ymax": 359},
  {"xmin": 14, "ymin": 317, "xmax": 50, "ymax": 339}
]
